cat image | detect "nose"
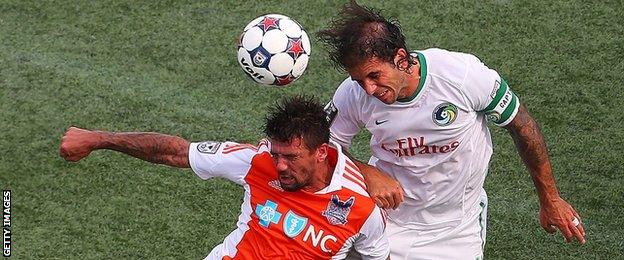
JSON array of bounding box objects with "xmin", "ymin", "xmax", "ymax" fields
[{"xmin": 275, "ymin": 157, "xmax": 289, "ymax": 171}]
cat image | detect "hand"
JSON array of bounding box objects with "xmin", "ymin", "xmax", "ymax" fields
[
  {"xmin": 59, "ymin": 127, "xmax": 101, "ymax": 162},
  {"xmin": 539, "ymin": 197, "xmax": 586, "ymax": 244},
  {"xmin": 359, "ymin": 163, "xmax": 404, "ymax": 209}
]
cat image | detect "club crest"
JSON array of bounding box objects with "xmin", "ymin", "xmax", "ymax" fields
[
  {"xmin": 432, "ymin": 103, "xmax": 458, "ymax": 126},
  {"xmin": 322, "ymin": 195, "xmax": 354, "ymax": 225},
  {"xmin": 283, "ymin": 210, "xmax": 308, "ymax": 238}
]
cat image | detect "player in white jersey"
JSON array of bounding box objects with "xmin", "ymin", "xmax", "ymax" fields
[
  {"xmin": 60, "ymin": 96, "xmax": 390, "ymax": 259},
  {"xmin": 318, "ymin": 2, "xmax": 586, "ymax": 259}
]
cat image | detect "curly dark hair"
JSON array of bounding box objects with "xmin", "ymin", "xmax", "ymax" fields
[
  {"xmin": 317, "ymin": 1, "xmax": 415, "ymax": 71},
  {"xmin": 263, "ymin": 95, "xmax": 330, "ymax": 150}
]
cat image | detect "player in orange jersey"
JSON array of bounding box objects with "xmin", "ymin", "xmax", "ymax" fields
[{"xmin": 60, "ymin": 95, "xmax": 390, "ymax": 259}]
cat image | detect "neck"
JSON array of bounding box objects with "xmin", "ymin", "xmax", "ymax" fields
[
  {"xmin": 303, "ymin": 162, "xmax": 334, "ymax": 192},
  {"xmin": 408, "ymin": 63, "xmax": 422, "ymax": 93}
]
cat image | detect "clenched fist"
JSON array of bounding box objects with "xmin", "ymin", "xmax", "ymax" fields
[{"xmin": 59, "ymin": 127, "xmax": 101, "ymax": 162}]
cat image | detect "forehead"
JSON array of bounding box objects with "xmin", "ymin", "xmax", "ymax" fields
[
  {"xmin": 347, "ymin": 56, "xmax": 387, "ymax": 77},
  {"xmin": 270, "ymin": 138, "xmax": 306, "ymax": 153}
]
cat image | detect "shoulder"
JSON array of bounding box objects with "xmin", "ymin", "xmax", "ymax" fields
[{"xmin": 333, "ymin": 77, "xmax": 366, "ymax": 103}]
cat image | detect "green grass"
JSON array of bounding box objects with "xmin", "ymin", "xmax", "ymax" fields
[{"xmin": 1, "ymin": 0, "xmax": 622, "ymax": 258}]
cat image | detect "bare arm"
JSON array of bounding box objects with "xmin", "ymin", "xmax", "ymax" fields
[
  {"xmin": 504, "ymin": 104, "xmax": 585, "ymax": 244},
  {"xmin": 60, "ymin": 126, "xmax": 190, "ymax": 168},
  {"xmin": 342, "ymin": 149, "xmax": 404, "ymax": 209}
]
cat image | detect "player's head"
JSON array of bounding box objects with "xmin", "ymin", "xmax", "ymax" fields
[
  {"xmin": 317, "ymin": 1, "xmax": 418, "ymax": 104},
  {"xmin": 317, "ymin": 1, "xmax": 415, "ymax": 72},
  {"xmin": 264, "ymin": 95, "xmax": 331, "ymax": 191}
]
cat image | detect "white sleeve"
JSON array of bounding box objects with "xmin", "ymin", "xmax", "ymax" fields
[
  {"xmin": 326, "ymin": 78, "xmax": 363, "ymax": 149},
  {"xmin": 354, "ymin": 207, "xmax": 390, "ymax": 260},
  {"xmin": 188, "ymin": 141, "xmax": 258, "ymax": 185},
  {"xmin": 462, "ymin": 54, "xmax": 521, "ymax": 126}
]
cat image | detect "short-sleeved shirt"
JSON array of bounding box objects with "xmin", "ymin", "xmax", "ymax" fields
[
  {"xmin": 326, "ymin": 48, "xmax": 520, "ymax": 230},
  {"xmin": 189, "ymin": 140, "xmax": 389, "ymax": 259}
]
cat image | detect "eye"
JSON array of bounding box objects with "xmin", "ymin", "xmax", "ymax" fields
[{"xmin": 369, "ymin": 72, "xmax": 380, "ymax": 79}]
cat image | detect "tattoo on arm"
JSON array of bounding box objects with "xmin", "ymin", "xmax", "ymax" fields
[
  {"xmin": 505, "ymin": 104, "xmax": 559, "ymax": 201},
  {"xmin": 99, "ymin": 132, "xmax": 190, "ymax": 168}
]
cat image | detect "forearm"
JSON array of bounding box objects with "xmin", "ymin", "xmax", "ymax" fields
[
  {"xmin": 505, "ymin": 105, "xmax": 560, "ymax": 203},
  {"xmin": 95, "ymin": 131, "xmax": 190, "ymax": 168}
]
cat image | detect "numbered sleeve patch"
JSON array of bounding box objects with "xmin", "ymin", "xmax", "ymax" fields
[
  {"xmin": 197, "ymin": 141, "xmax": 222, "ymax": 154},
  {"xmin": 481, "ymin": 78, "xmax": 520, "ymax": 126},
  {"xmin": 324, "ymin": 100, "xmax": 338, "ymax": 125}
]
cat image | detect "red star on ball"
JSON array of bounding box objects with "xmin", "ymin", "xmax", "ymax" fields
[
  {"xmin": 258, "ymin": 17, "xmax": 279, "ymax": 32},
  {"xmin": 286, "ymin": 38, "xmax": 305, "ymax": 59},
  {"xmin": 276, "ymin": 74, "xmax": 294, "ymax": 86}
]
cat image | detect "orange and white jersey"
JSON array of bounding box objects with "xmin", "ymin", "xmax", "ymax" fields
[{"xmin": 188, "ymin": 140, "xmax": 389, "ymax": 260}]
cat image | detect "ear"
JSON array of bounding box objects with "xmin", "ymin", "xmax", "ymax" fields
[
  {"xmin": 394, "ymin": 48, "xmax": 409, "ymax": 70},
  {"xmin": 315, "ymin": 143, "xmax": 329, "ymax": 162}
]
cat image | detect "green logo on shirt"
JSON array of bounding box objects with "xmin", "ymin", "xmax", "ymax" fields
[{"xmin": 432, "ymin": 103, "xmax": 458, "ymax": 126}]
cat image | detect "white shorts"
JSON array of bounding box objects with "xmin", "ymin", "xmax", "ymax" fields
[{"xmin": 387, "ymin": 191, "xmax": 488, "ymax": 260}]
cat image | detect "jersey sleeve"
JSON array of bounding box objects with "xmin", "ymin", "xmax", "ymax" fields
[
  {"xmin": 188, "ymin": 141, "xmax": 258, "ymax": 185},
  {"xmin": 462, "ymin": 54, "xmax": 521, "ymax": 127},
  {"xmin": 326, "ymin": 78, "xmax": 363, "ymax": 149},
  {"xmin": 354, "ymin": 206, "xmax": 390, "ymax": 260}
]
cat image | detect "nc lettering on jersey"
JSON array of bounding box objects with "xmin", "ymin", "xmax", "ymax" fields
[
  {"xmin": 381, "ymin": 136, "xmax": 460, "ymax": 157},
  {"xmin": 254, "ymin": 200, "xmax": 339, "ymax": 253}
]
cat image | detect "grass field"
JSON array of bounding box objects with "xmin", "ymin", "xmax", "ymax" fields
[{"xmin": 1, "ymin": 0, "xmax": 623, "ymax": 259}]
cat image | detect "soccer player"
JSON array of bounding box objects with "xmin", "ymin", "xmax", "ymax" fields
[
  {"xmin": 59, "ymin": 96, "xmax": 390, "ymax": 259},
  {"xmin": 318, "ymin": 2, "xmax": 586, "ymax": 259}
]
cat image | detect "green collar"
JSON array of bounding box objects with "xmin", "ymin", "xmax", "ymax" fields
[{"xmin": 397, "ymin": 52, "xmax": 427, "ymax": 103}]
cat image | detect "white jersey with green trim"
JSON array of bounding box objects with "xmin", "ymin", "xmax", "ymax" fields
[{"xmin": 326, "ymin": 48, "xmax": 520, "ymax": 230}]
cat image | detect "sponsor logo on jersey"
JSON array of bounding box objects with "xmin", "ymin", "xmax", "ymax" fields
[
  {"xmin": 283, "ymin": 210, "xmax": 308, "ymax": 238},
  {"xmin": 324, "ymin": 101, "xmax": 338, "ymax": 125},
  {"xmin": 432, "ymin": 103, "xmax": 458, "ymax": 126},
  {"xmin": 197, "ymin": 141, "xmax": 221, "ymax": 154},
  {"xmin": 254, "ymin": 200, "xmax": 340, "ymax": 253},
  {"xmin": 381, "ymin": 136, "xmax": 460, "ymax": 157},
  {"xmin": 255, "ymin": 200, "xmax": 282, "ymax": 228},
  {"xmin": 322, "ymin": 195, "xmax": 354, "ymax": 225}
]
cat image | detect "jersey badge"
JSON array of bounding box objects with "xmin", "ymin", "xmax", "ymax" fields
[
  {"xmin": 197, "ymin": 141, "xmax": 221, "ymax": 154},
  {"xmin": 432, "ymin": 103, "xmax": 458, "ymax": 126},
  {"xmin": 324, "ymin": 101, "xmax": 338, "ymax": 125},
  {"xmin": 255, "ymin": 200, "xmax": 282, "ymax": 228},
  {"xmin": 283, "ymin": 210, "xmax": 308, "ymax": 238},
  {"xmin": 322, "ymin": 195, "xmax": 354, "ymax": 225}
]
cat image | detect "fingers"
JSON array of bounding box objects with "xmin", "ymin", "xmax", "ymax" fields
[
  {"xmin": 569, "ymin": 216, "xmax": 586, "ymax": 244},
  {"xmin": 372, "ymin": 185, "xmax": 405, "ymax": 209},
  {"xmin": 374, "ymin": 197, "xmax": 390, "ymax": 209},
  {"xmin": 390, "ymin": 186, "xmax": 404, "ymax": 209}
]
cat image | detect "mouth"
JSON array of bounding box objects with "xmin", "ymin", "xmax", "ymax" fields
[
  {"xmin": 279, "ymin": 174, "xmax": 295, "ymax": 185},
  {"xmin": 375, "ymin": 89, "xmax": 389, "ymax": 97}
]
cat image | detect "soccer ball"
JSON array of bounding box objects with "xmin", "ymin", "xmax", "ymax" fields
[{"xmin": 237, "ymin": 14, "xmax": 311, "ymax": 86}]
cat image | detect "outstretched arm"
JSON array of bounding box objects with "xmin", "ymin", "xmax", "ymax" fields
[
  {"xmin": 59, "ymin": 126, "xmax": 190, "ymax": 168},
  {"xmin": 504, "ymin": 104, "xmax": 586, "ymax": 244}
]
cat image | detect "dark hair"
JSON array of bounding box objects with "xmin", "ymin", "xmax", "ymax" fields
[
  {"xmin": 317, "ymin": 1, "xmax": 415, "ymax": 70},
  {"xmin": 264, "ymin": 95, "xmax": 330, "ymax": 150}
]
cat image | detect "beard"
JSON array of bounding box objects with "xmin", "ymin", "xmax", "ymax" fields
[{"xmin": 278, "ymin": 171, "xmax": 305, "ymax": 191}]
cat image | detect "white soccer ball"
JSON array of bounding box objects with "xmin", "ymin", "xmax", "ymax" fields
[{"xmin": 237, "ymin": 14, "xmax": 311, "ymax": 86}]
